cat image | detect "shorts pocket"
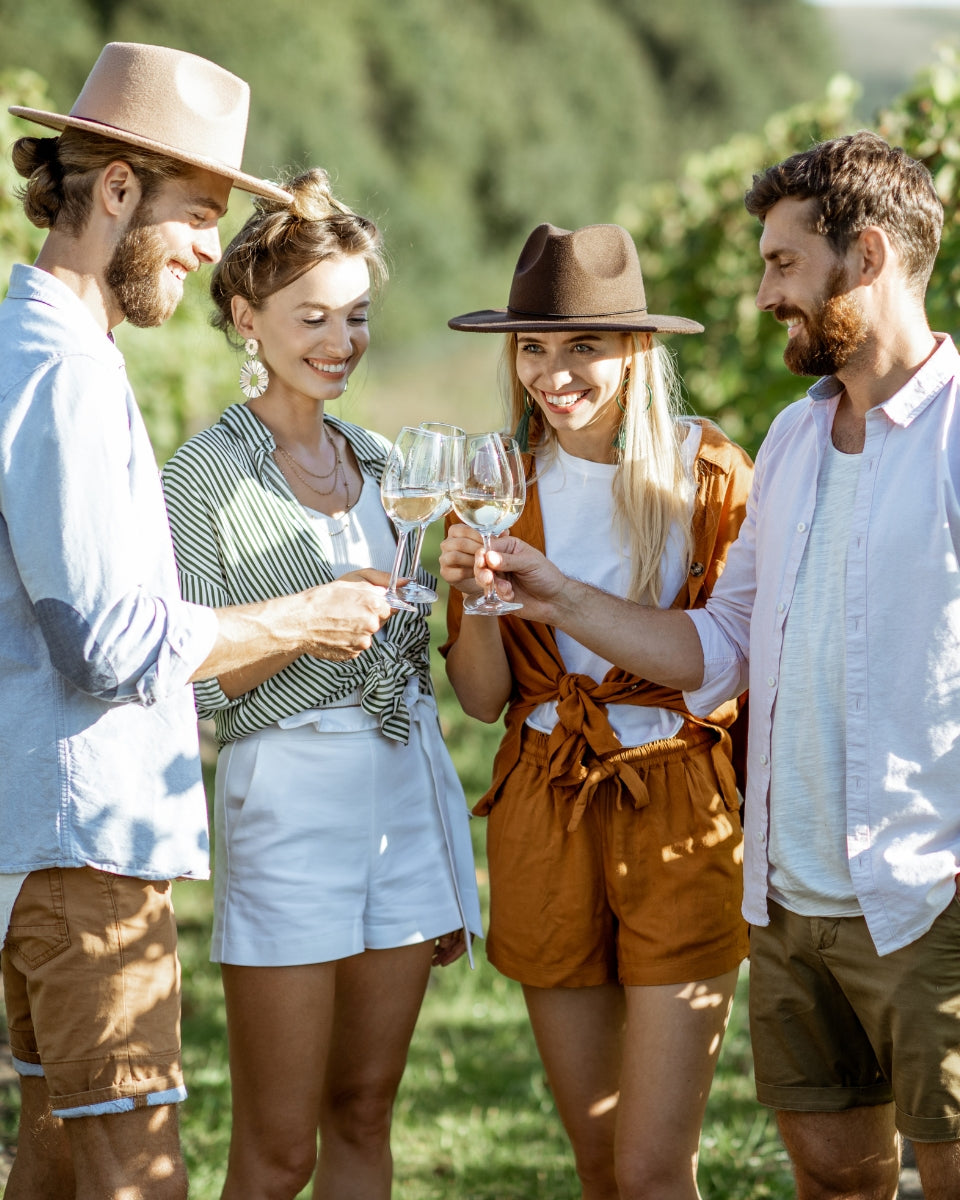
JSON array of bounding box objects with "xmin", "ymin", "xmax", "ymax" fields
[{"xmin": 6, "ymin": 869, "xmax": 71, "ymax": 969}]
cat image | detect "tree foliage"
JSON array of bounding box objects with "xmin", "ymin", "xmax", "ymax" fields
[
  {"xmin": 620, "ymin": 51, "xmax": 960, "ymax": 456},
  {"xmin": 4, "ymin": 4, "xmax": 960, "ymax": 466},
  {"xmin": 0, "ymin": 0, "xmax": 834, "ymax": 343}
]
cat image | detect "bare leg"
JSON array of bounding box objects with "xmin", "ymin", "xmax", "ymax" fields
[
  {"xmin": 776, "ymin": 1106, "xmax": 900, "ymax": 1200},
  {"xmin": 3, "ymin": 1074, "xmax": 74, "ymax": 1199},
  {"xmin": 314, "ymin": 942, "xmax": 435, "ymax": 1200},
  {"xmin": 912, "ymin": 1138, "xmax": 960, "ymax": 1200},
  {"xmin": 220, "ymin": 962, "xmax": 337, "ymax": 1200},
  {"xmin": 615, "ymin": 970, "xmax": 738, "ymax": 1200},
  {"xmin": 65, "ymin": 1104, "xmax": 187, "ymax": 1200},
  {"xmin": 522, "ymin": 982, "xmax": 625, "ymax": 1200}
]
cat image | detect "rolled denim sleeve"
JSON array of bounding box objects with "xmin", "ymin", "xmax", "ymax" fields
[{"xmin": 0, "ymin": 354, "xmax": 217, "ymax": 704}]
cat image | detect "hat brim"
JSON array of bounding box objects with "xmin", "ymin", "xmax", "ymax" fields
[
  {"xmin": 447, "ymin": 308, "xmax": 704, "ymax": 335},
  {"xmin": 9, "ymin": 106, "xmax": 292, "ymax": 204}
]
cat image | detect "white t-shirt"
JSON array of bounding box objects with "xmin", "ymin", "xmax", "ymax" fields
[
  {"xmin": 768, "ymin": 440, "xmax": 862, "ymax": 916},
  {"xmin": 527, "ymin": 425, "xmax": 701, "ymax": 748}
]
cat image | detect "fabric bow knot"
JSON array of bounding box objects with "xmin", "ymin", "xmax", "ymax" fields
[
  {"xmin": 359, "ymin": 642, "xmax": 417, "ymax": 743},
  {"xmin": 546, "ymin": 673, "xmax": 651, "ymax": 831}
]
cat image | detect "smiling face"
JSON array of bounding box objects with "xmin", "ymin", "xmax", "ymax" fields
[
  {"xmin": 105, "ymin": 167, "xmax": 229, "ymax": 328},
  {"xmin": 756, "ymin": 196, "xmax": 869, "ymax": 378},
  {"xmin": 238, "ymin": 254, "xmax": 372, "ymax": 406},
  {"xmin": 512, "ymin": 329, "xmax": 631, "ymax": 457}
]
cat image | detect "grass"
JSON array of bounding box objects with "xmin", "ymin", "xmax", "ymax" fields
[{"xmin": 0, "ymin": 532, "xmax": 795, "ymax": 1199}]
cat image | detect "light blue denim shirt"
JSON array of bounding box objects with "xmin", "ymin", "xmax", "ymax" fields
[{"xmin": 0, "ymin": 264, "xmax": 218, "ymax": 879}]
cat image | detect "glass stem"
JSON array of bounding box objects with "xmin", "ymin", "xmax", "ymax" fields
[
  {"xmin": 480, "ymin": 533, "xmax": 496, "ymax": 602},
  {"xmin": 388, "ymin": 527, "xmax": 410, "ymax": 593},
  {"xmin": 408, "ymin": 522, "xmax": 427, "ymax": 582}
]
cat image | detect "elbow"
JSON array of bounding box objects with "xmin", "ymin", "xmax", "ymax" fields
[
  {"xmin": 36, "ymin": 598, "xmax": 123, "ymax": 700},
  {"xmin": 460, "ymin": 697, "xmax": 505, "ymax": 724}
]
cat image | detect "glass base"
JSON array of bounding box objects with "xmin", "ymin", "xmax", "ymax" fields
[
  {"xmin": 463, "ymin": 594, "xmax": 523, "ymax": 616},
  {"xmin": 398, "ymin": 581, "xmax": 438, "ymax": 604},
  {"xmin": 384, "ymin": 588, "xmax": 417, "ymax": 612}
]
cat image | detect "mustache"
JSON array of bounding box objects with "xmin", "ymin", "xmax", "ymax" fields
[{"xmin": 774, "ymin": 305, "xmax": 805, "ymax": 324}]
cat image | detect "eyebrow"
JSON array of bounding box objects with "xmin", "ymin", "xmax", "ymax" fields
[{"xmin": 191, "ymin": 194, "xmax": 228, "ymax": 218}]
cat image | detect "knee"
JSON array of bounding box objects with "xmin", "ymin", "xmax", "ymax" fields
[
  {"xmin": 227, "ymin": 1134, "xmax": 317, "ymax": 1200},
  {"xmin": 790, "ymin": 1147, "xmax": 900, "ymax": 1200},
  {"xmin": 322, "ymin": 1082, "xmax": 395, "ymax": 1150},
  {"xmin": 615, "ymin": 1151, "xmax": 695, "ymax": 1200}
]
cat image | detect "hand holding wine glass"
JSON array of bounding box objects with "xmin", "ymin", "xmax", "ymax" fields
[
  {"xmin": 380, "ymin": 427, "xmax": 447, "ymax": 611},
  {"xmin": 450, "ymin": 433, "xmax": 526, "ymax": 615}
]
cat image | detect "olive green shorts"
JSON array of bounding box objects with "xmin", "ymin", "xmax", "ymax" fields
[{"xmin": 749, "ymin": 897, "xmax": 960, "ymax": 1142}]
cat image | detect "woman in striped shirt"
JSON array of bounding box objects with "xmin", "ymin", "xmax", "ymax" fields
[{"xmin": 161, "ymin": 169, "xmax": 481, "ymax": 1200}]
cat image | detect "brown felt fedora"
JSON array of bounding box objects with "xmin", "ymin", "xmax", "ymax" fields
[
  {"xmin": 449, "ymin": 222, "xmax": 703, "ymax": 335},
  {"xmin": 9, "ymin": 42, "xmax": 291, "ymax": 204}
]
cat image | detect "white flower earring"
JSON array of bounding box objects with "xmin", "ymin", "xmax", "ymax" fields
[{"xmin": 239, "ymin": 338, "xmax": 269, "ymax": 399}]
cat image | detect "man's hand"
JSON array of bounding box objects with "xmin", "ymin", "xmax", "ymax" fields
[
  {"xmin": 300, "ymin": 572, "xmax": 392, "ymax": 661},
  {"xmin": 477, "ymin": 535, "xmax": 569, "ymax": 624}
]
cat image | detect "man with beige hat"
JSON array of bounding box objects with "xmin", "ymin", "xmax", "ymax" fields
[{"xmin": 0, "ymin": 42, "xmax": 390, "ymax": 1198}]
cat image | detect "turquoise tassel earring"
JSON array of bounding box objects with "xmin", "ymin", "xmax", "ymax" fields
[{"xmin": 513, "ymin": 392, "xmax": 536, "ymax": 452}]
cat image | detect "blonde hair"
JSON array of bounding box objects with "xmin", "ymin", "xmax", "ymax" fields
[
  {"xmin": 503, "ymin": 332, "xmax": 694, "ymax": 605},
  {"xmin": 12, "ymin": 127, "xmax": 192, "ymax": 234},
  {"xmin": 210, "ymin": 168, "xmax": 387, "ymax": 343}
]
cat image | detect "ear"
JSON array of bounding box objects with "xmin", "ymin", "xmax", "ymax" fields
[
  {"xmin": 231, "ymin": 294, "xmax": 257, "ymax": 340},
  {"xmin": 853, "ymin": 226, "xmax": 888, "ymax": 286},
  {"xmin": 99, "ymin": 160, "xmax": 143, "ymax": 219}
]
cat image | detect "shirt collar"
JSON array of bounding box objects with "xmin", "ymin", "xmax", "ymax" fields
[
  {"xmin": 7, "ymin": 262, "xmax": 123, "ymax": 366},
  {"xmin": 806, "ymin": 334, "xmax": 960, "ymax": 426},
  {"xmin": 216, "ymin": 402, "xmax": 386, "ymax": 475}
]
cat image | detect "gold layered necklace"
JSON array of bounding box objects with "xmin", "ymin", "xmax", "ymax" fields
[{"xmin": 274, "ymin": 439, "xmax": 345, "ymax": 499}]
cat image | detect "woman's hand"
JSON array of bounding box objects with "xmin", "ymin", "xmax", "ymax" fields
[
  {"xmin": 432, "ymin": 928, "xmax": 469, "ymax": 967},
  {"xmin": 439, "ymin": 524, "xmax": 485, "ymax": 597}
]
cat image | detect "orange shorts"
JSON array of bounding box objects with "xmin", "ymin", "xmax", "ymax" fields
[
  {"xmin": 485, "ymin": 724, "xmax": 748, "ymax": 987},
  {"xmin": 2, "ymin": 867, "xmax": 185, "ymax": 1117}
]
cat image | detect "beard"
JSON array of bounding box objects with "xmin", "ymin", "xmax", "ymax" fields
[
  {"xmin": 104, "ymin": 203, "xmax": 187, "ymax": 328},
  {"xmin": 778, "ymin": 263, "xmax": 868, "ymax": 378}
]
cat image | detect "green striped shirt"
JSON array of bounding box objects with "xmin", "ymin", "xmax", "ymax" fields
[{"xmin": 161, "ymin": 403, "xmax": 433, "ymax": 747}]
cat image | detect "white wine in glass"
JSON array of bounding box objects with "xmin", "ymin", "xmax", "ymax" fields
[
  {"xmin": 397, "ymin": 422, "xmax": 466, "ymax": 604},
  {"xmin": 380, "ymin": 426, "xmax": 446, "ymax": 611},
  {"xmin": 450, "ymin": 433, "xmax": 526, "ymax": 615}
]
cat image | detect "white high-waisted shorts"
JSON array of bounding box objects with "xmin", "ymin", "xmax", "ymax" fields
[{"xmin": 210, "ymin": 685, "xmax": 482, "ymax": 967}]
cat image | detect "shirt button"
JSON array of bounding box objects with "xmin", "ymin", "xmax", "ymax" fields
[
  {"xmin": 777, "ymin": 602, "xmax": 785, "ymax": 613},
  {"xmin": 759, "ymin": 754, "xmax": 768, "ymax": 766},
  {"xmin": 767, "ymin": 676, "xmax": 776, "ymax": 687},
  {"xmin": 797, "ymin": 522, "xmax": 807, "ymax": 532}
]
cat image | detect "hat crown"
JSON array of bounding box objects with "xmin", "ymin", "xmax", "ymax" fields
[
  {"xmin": 508, "ymin": 223, "xmax": 648, "ymax": 319},
  {"xmin": 69, "ymin": 42, "xmax": 249, "ymax": 173}
]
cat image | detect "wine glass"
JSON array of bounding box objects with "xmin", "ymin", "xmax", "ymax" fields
[
  {"xmin": 450, "ymin": 433, "xmax": 526, "ymax": 616},
  {"xmin": 380, "ymin": 427, "xmax": 447, "ymax": 611},
  {"xmin": 397, "ymin": 422, "xmax": 466, "ymax": 604}
]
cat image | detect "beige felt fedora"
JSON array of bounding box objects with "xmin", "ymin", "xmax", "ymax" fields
[
  {"xmin": 9, "ymin": 42, "xmax": 291, "ymax": 203},
  {"xmin": 449, "ymin": 222, "xmax": 703, "ymax": 335}
]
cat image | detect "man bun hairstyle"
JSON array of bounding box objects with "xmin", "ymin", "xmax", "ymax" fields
[{"xmin": 13, "ymin": 126, "xmax": 192, "ymax": 234}]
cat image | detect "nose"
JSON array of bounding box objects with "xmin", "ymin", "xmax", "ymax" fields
[
  {"xmin": 755, "ymin": 266, "xmax": 778, "ymax": 312},
  {"xmin": 194, "ymin": 224, "xmax": 222, "ymax": 266},
  {"xmin": 321, "ymin": 318, "xmax": 355, "ymax": 357},
  {"xmin": 536, "ymin": 349, "xmax": 574, "ymax": 385}
]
